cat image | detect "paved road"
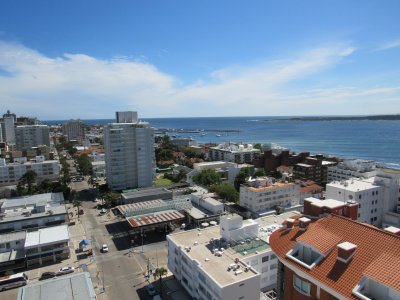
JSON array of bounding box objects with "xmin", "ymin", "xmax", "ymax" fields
[{"xmin": 80, "ymin": 197, "xmax": 160, "ymax": 300}]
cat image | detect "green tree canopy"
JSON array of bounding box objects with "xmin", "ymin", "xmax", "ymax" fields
[
  {"xmin": 253, "ymin": 168, "xmax": 266, "ymax": 177},
  {"xmin": 210, "ymin": 182, "xmax": 239, "ymax": 203},
  {"xmin": 192, "ymin": 169, "xmax": 221, "ymax": 187},
  {"xmin": 253, "ymin": 143, "xmax": 263, "ymax": 151},
  {"xmin": 76, "ymin": 154, "xmax": 93, "ymax": 175},
  {"xmin": 19, "ymin": 170, "xmax": 38, "ymax": 195},
  {"xmin": 103, "ymin": 191, "xmax": 120, "ymax": 207},
  {"xmin": 234, "ymin": 167, "xmax": 250, "ymax": 190}
]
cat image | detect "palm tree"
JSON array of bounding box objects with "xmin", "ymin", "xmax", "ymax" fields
[
  {"xmin": 154, "ymin": 267, "xmax": 168, "ymax": 297},
  {"xmin": 73, "ymin": 199, "xmax": 82, "ymax": 219},
  {"xmin": 19, "ymin": 170, "xmax": 38, "ymax": 195}
]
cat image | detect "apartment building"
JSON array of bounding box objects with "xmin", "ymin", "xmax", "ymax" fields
[
  {"xmin": 269, "ymin": 214, "xmax": 400, "ymax": 300},
  {"xmin": 326, "ymin": 179, "xmax": 383, "ymax": 227},
  {"xmin": 167, "ymin": 212, "xmax": 300, "ymax": 300},
  {"xmin": 293, "ymin": 155, "xmax": 337, "ymax": 184},
  {"xmin": 62, "ymin": 119, "xmax": 86, "ymax": 144},
  {"xmin": 187, "ymin": 161, "xmax": 254, "ymax": 185},
  {"xmin": 104, "ymin": 111, "xmax": 155, "ymax": 190},
  {"xmin": 15, "ymin": 125, "xmax": 50, "ymax": 150},
  {"xmin": 240, "ymin": 177, "xmax": 300, "ymax": 217},
  {"xmin": 209, "ymin": 143, "xmax": 261, "ymax": 164},
  {"xmin": 327, "ymin": 159, "xmax": 377, "ymax": 182},
  {"xmin": 0, "ymin": 157, "xmax": 59, "ymax": 186}
]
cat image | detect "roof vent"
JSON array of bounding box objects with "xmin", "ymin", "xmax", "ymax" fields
[
  {"xmin": 337, "ymin": 242, "xmax": 357, "ymax": 263},
  {"xmin": 234, "ymin": 270, "xmax": 243, "ymax": 275},
  {"xmin": 298, "ymin": 217, "xmax": 311, "ymax": 231},
  {"xmin": 285, "ymin": 218, "xmax": 296, "ymax": 230}
]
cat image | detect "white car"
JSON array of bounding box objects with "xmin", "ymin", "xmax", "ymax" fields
[
  {"xmin": 57, "ymin": 266, "xmax": 75, "ymax": 276},
  {"xmin": 101, "ymin": 244, "xmax": 109, "ymax": 253}
]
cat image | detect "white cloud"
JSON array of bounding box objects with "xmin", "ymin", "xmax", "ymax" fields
[
  {"xmin": 0, "ymin": 41, "xmax": 398, "ymax": 119},
  {"xmin": 375, "ymin": 39, "xmax": 400, "ymax": 52}
]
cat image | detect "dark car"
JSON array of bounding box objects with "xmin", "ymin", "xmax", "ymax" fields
[{"xmin": 39, "ymin": 272, "xmax": 57, "ymax": 280}]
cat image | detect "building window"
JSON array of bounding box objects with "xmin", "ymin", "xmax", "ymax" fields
[
  {"xmin": 262, "ymin": 255, "xmax": 269, "ymax": 263},
  {"xmin": 293, "ymin": 275, "xmax": 310, "ymax": 296},
  {"xmin": 359, "ymin": 195, "xmax": 362, "ymax": 199},
  {"xmin": 270, "ymin": 264, "xmax": 277, "ymax": 270},
  {"xmin": 271, "ymin": 254, "xmax": 277, "ymax": 259}
]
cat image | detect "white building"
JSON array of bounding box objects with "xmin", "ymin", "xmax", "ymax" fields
[
  {"xmin": 209, "ymin": 143, "xmax": 261, "ymax": 164},
  {"xmin": 170, "ymin": 138, "xmax": 198, "ymax": 147},
  {"xmin": 15, "ymin": 125, "xmax": 50, "ymax": 150},
  {"xmin": 371, "ymin": 169, "xmax": 400, "ymax": 228},
  {"xmin": 326, "ymin": 179, "xmax": 384, "ymax": 226},
  {"xmin": 104, "ymin": 112, "xmax": 154, "ymax": 190},
  {"xmin": 190, "ymin": 189, "xmax": 224, "ymax": 215},
  {"xmin": 240, "ymin": 177, "xmax": 300, "ymax": 216},
  {"xmin": 187, "ymin": 161, "xmax": 254, "ymax": 185},
  {"xmin": 0, "ymin": 193, "xmax": 67, "ymax": 232},
  {"xmin": 327, "ymin": 159, "xmax": 377, "ymax": 182},
  {"xmin": 62, "ymin": 119, "xmax": 86, "ymax": 143},
  {"xmin": 167, "ymin": 212, "xmax": 300, "ymax": 300},
  {"xmin": 3, "ymin": 116, "xmax": 16, "ymax": 144},
  {"xmin": 24, "ymin": 224, "xmax": 70, "ymax": 267},
  {"xmin": 0, "ymin": 157, "xmax": 59, "ymax": 186}
]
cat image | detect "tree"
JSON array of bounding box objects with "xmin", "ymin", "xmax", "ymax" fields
[
  {"xmin": 253, "ymin": 168, "xmax": 266, "ymax": 177},
  {"xmin": 103, "ymin": 191, "xmax": 120, "ymax": 208},
  {"xmin": 254, "ymin": 143, "xmax": 263, "ymax": 151},
  {"xmin": 210, "ymin": 182, "xmax": 239, "ymax": 203},
  {"xmin": 19, "ymin": 170, "xmax": 38, "ymax": 195},
  {"xmin": 76, "ymin": 154, "xmax": 93, "ymax": 175},
  {"xmin": 192, "ymin": 169, "xmax": 221, "ymax": 187},
  {"xmin": 73, "ymin": 199, "xmax": 82, "ymax": 219},
  {"xmin": 234, "ymin": 168, "xmax": 250, "ymax": 191},
  {"xmin": 154, "ymin": 267, "xmax": 168, "ymax": 297}
]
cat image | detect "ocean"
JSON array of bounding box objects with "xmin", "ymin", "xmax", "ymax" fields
[{"xmin": 44, "ymin": 117, "xmax": 400, "ymax": 167}]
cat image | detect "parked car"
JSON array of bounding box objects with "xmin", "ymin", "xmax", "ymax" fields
[
  {"xmin": 39, "ymin": 272, "xmax": 56, "ymax": 280},
  {"xmin": 101, "ymin": 244, "xmax": 109, "ymax": 253},
  {"xmin": 100, "ymin": 208, "xmax": 107, "ymax": 215},
  {"xmin": 57, "ymin": 266, "xmax": 75, "ymax": 276},
  {"xmin": 146, "ymin": 284, "xmax": 157, "ymax": 296}
]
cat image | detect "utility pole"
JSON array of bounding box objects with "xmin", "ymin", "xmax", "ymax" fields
[{"xmin": 147, "ymin": 258, "xmax": 150, "ymax": 278}]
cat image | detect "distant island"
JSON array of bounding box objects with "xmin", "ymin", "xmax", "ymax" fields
[{"xmin": 269, "ymin": 114, "xmax": 400, "ymax": 121}]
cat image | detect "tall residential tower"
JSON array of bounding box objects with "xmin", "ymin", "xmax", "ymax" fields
[{"xmin": 104, "ymin": 111, "xmax": 154, "ymax": 190}]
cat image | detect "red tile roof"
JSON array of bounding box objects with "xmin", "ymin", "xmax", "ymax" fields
[{"xmin": 270, "ymin": 214, "xmax": 400, "ymax": 299}]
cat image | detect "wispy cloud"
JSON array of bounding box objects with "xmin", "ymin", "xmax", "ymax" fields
[
  {"xmin": 374, "ymin": 39, "xmax": 400, "ymax": 52},
  {"xmin": 0, "ymin": 41, "xmax": 397, "ymax": 119}
]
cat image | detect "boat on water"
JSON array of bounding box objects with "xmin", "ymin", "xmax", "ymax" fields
[{"xmin": 216, "ymin": 134, "xmax": 222, "ymax": 137}]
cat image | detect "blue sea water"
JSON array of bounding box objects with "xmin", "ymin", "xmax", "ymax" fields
[{"xmin": 43, "ymin": 117, "xmax": 400, "ymax": 167}]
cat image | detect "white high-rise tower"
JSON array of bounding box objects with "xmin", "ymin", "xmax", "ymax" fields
[{"xmin": 104, "ymin": 111, "xmax": 154, "ymax": 190}]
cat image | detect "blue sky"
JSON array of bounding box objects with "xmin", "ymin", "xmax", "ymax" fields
[{"xmin": 0, "ymin": 0, "xmax": 399, "ymax": 119}]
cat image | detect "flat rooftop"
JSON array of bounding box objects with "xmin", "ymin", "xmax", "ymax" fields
[
  {"xmin": 327, "ymin": 179, "xmax": 379, "ymax": 192},
  {"xmin": 169, "ymin": 226, "xmax": 259, "ymax": 286},
  {"xmin": 1, "ymin": 193, "xmax": 64, "ymax": 211},
  {"xmin": 168, "ymin": 212, "xmax": 300, "ymax": 286},
  {"xmin": 121, "ymin": 187, "xmax": 171, "ymax": 199},
  {"xmin": 305, "ymin": 197, "xmax": 346, "ymax": 209},
  {"xmin": 25, "ymin": 224, "xmax": 69, "ymax": 248},
  {"xmin": 17, "ymin": 272, "xmax": 96, "ymax": 300},
  {"xmin": 242, "ymin": 182, "xmax": 295, "ymax": 192}
]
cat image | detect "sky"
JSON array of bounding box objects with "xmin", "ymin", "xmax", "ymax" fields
[{"xmin": 0, "ymin": 0, "xmax": 399, "ymax": 120}]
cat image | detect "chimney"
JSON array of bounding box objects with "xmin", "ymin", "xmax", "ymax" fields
[
  {"xmin": 343, "ymin": 201, "xmax": 358, "ymax": 220},
  {"xmin": 285, "ymin": 218, "xmax": 296, "ymax": 230},
  {"xmin": 337, "ymin": 242, "xmax": 357, "ymax": 263},
  {"xmin": 298, "ymin": 217, "xmax": 311, "ymax": 231},
  {"xmin": 384, "ymin": 226, "xmax": 400, "ymax": 236}
]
